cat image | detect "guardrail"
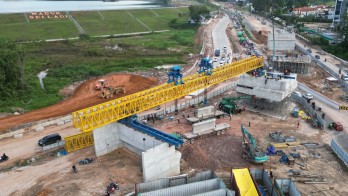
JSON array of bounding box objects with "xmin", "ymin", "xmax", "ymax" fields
[
  {"xmin": 296, "ymin": 44, "xmax": 348, "ymax": 92},
  {"xmin": 298, "ymin": 83, "xmax": 340, "ymax": 110}
]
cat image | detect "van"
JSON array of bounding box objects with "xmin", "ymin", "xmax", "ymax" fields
[
  {"xmin": 38, "ymin": 133, "xmax": 62, "ymax": 146},
  {"xmin": 214, "ymin": 49, "xmax": 220, "ymax": 57}
]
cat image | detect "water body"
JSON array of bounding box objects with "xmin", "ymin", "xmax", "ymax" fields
[{"xmin": 0, "ymin": 0, "xmax": 161, "ymax": 14}]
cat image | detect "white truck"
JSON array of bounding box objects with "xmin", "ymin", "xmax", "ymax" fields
[
  {"xmin": 180, "ymin": 118, "xmax": 231, "ymax": 144},
  {"xmin": 186, "ymin": 105, "xmax": 226, "ymax": 124}
]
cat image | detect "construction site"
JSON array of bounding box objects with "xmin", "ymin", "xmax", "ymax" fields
[{"xmin": 1, "ymin": 3, "xmax": 348, "ymax": 196}]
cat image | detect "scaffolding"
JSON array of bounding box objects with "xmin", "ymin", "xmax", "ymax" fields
[{"xmin": 271, "ymin": 55, "xmax": 311, "ymax": 74}]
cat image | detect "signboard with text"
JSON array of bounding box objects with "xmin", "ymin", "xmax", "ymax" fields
[{"xmin": 28, "ymin": 12, "xmax": 68, "ymax": 20}]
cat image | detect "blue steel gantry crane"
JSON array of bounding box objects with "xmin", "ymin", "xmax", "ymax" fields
[
  {"xmin": 198, "ymin": 57, "xmax": 213, "ymax": 75},
  {"xmin": 167, "ymin": 65, "xmax": 184, "ymax": 85},
  {"xmin": 241, "ymin": 125, "xmax": 268, "ymax": 163}
]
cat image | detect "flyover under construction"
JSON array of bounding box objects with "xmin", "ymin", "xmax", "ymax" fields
[{"xmin": 65, "ymin": 56, "xmax": 264, "ymax": 152}]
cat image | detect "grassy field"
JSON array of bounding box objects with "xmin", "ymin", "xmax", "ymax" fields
[
  {"xmin": 0, "ymin": 7, "xmax": 199, "ymax": 112},
  {"xmin": 0, "ymin": 7, "xmax": 190, "ymax": 40}
]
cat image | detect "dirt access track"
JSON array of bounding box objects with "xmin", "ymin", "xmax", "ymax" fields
[{"xmin": 0, "ymin": 74, "xmax": 157, "ymax": 132}]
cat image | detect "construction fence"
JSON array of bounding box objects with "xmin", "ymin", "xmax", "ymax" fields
[
  {"xmin": 331, "ymin": 133, "xmax": 348, "ymax": 167},
  {"xmin": 138, "ymin": 82, "xmax": 237, "ymax": 120},
  {"xmin": 249, "ymin": 169, "xmax": 278, "ymax": 196},
  {"xmin": 135, "ymin": 170, "xmax": 218, "ymax": 194}
]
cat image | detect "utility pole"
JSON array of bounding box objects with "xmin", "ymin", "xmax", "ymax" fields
[{"xmin": 271, "ymin": 0, "xmax": 275, "ymax": 70}]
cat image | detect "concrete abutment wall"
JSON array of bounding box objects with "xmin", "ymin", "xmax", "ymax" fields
[{"xmin": 93, "ymin": 121, "xmax": 181, "ymax": 182}]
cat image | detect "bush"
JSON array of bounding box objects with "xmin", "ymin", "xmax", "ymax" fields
[{"xmin": 79, "ymin": 34, "xmax": 90, "ymax": 40}]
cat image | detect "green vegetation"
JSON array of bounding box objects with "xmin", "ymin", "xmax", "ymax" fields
[
  {"xmin": 0, "ymin": 7, "xmax": 200, "ymax": 112},
  {"xmin": 189, "ymin": 5, "xmax": 210, "ymax": 23},
  {"xmin": 0, "ymin": 8, "xmax": 189, "ymax": 40}
]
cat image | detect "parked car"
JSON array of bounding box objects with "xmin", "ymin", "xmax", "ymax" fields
[
  {"xmin": 303, "ymin": 93, "xmax": 313, "ymax": 100},
  {"xmin": 315, "ymin": 55, "xmax": 320, "ymax": 59},
  {"xmin": 329, "ymin": 122, "xmax": 343, "ymax": 131},
  {"xmin": 38, "ymin": 133, "xmax": 62, "ymax": 146},
  {"xmin": 292, "ymin": 91, "xmax": 302, "ymax": 97},
  {"xmin": 213, "ymin": 57, "xmax": 218, "ymax": 62}
]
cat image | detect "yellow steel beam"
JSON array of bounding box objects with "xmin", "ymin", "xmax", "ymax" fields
[
  {"xmin": 72, "ymin": 57, "xmax": 264, "ymax": 132},
  {"xmin": 65, "ymin": 131, "xmax": 94, "ymax": 152}
]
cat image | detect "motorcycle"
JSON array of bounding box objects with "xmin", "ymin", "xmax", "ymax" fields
[
  {"xmin": 106, "ymin": 181, "xmax": 119, "ymax": 195},
  {"xmin": 0, "ymin": 154, "xmax": 9, "ymax": 163},
  {"xmin": 79, "ymin": 158, "xmax": 95, "ymax": 165},
  {"xmin": 72, "ymin": 165, "xmax": 78, "ymax": 173}
]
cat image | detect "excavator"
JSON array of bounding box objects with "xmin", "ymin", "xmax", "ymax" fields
[{"xmin": 241, "ymin": 125, "xmax": 268, "ymax": 163}]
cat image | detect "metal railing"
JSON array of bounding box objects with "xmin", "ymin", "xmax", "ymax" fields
[
  {"xmin": 291, "ymin": 95, "xmax": 327, "ymax": 128},
  {"xmin": 298, "ymin": 83, "xmax": 340, "ymax": 110},
  {"xmin": 296, "ymin": 44, "xmax": 348, "ymax": 92}
]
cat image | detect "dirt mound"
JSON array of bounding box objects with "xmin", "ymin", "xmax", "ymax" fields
[
  {"xmin": 0, "ymin": 74, "xmax": 157, "ymax": 132},
  {"xmin": 180, "ymin": 134, "xmax": 259, "ymax": 170}
]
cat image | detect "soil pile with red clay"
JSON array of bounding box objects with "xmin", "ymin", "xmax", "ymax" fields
[
  {"xmin": 179, "ymin": 134, "xmax": 260, "ymax": 170},
  {"xmin": 0, "ymin": 74, "xmax": 157, "ymax": 132}
]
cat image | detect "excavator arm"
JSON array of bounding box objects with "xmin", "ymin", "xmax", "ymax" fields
[{"xmin": 241, "ymin": 125, "xmax": 256, "ymax": 148}]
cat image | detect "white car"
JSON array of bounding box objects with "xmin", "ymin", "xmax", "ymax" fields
[
  {"xmin": 220, "ymin": 58, "xmax": 226, "ymax": 64},
  {"xmin": 303, "ymin": 93, "xmax": 313, "ymax": 100},
  {"xmin": 213, "ymin": 57, "xmax": 218, "ymax": 62}
]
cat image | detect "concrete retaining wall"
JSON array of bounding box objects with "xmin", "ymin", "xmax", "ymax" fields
[
  {"xmin": 142, "ymin": 143, "xmax": 181, "ymax": 182},
  {"xmin": 0, "ymin": 115, "xmax": 72, "ymax": 140},
  {"xmin": 93, "ymin": 122, "xmax": 121, "ymax": 157},
  {"xmin": 192, "ymin": 119, "xmax": 216, "ymax": 134},
  {"xmin": 118, "ymin": 123, "xmax": 163, "ymax": 156}
]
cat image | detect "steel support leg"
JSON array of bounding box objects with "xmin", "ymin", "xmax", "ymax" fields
[
  {"xmin": 203, "ymin": 88, "xmax": 208, "ymax": 105},
  {"xmin": 175, "ymin": 99, "xmax": 178, "ymax": 115}
]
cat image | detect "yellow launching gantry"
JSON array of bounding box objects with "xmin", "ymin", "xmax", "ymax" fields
[{"xmin": 65, "ymin": 56, "xmax": 264, "ymax": 152}]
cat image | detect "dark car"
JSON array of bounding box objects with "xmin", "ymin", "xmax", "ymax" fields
[
  {"xmin": 214, "ymin": 49, "xmax": 220, "ymax": 57},
  {"xmin": 38, "ymin": 133, "xmax": 62, "ymax": 146},
  {"xmin": 307, "ymin": 49, "xmax": 312, "ymax": 53}
]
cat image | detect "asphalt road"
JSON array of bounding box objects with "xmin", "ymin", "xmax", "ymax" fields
[{"xmin": 212, "ymin": 15, "xmax": 232, "ymax": 67}]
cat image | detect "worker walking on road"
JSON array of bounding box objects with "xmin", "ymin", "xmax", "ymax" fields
[{"xmin": 297, "ymin": 121, "xmax": 300, "ymax": 128}]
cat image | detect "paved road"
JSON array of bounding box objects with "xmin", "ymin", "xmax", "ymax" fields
[
  {"xmin": 242, "ymin": 12, "xmax": 344, "ymax": 78},
  {"xmin": 212, "ymin": 16, "xmax": 232, "ymax": 67}
]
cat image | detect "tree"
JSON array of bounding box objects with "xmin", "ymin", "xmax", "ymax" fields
[
  {"xmin": 250, "ymin": 0, "xmax": 271, "ymax": 12},
  {"xmin": 0, "ymin": 39, "xmax": 25, "ymax": 98},
  {"xmin": 341, "ymin": 13, "xmax": 348, "ymax": 48},
  {"xmin": 189, "ymin": 5, "xmax": 209, "ymax": 23}
]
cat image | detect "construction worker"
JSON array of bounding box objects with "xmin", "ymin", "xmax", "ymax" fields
[
  {"xmin": 270, "ymin": 170, "xmax": 273, "ymax": 179},
  {"xmin": 297, "ymin": 122, "xmax": 300, "ymax": 128}
]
